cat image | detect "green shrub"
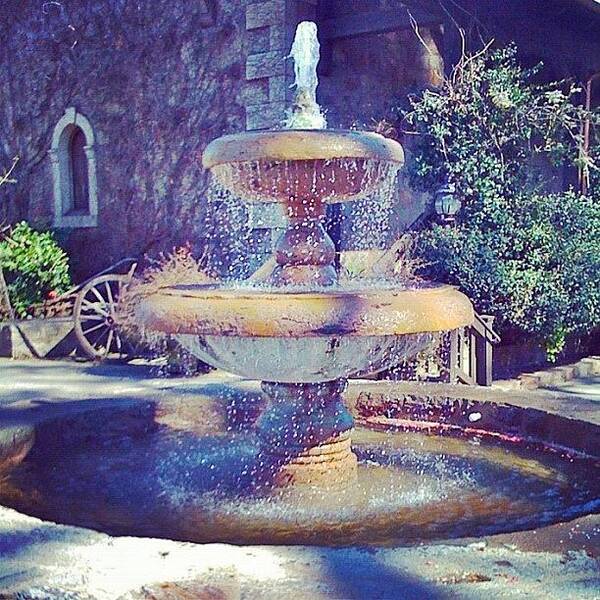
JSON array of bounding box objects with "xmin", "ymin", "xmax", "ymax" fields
[
  {"xmin": 401, "ymin": 45, "xmax": 594, "ymax": 199},
  {"xmin": 417, "ymin": 191, "xmax": 600, "ymax": 348},
  {"xmin": 0, "ymin": 221, "xmax": 72, "ymax": 318},
  {"xmin": 398, "ymin": 44, "xmax": 600, "ymax": 358}
]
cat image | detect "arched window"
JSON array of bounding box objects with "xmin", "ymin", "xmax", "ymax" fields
[
  {"xmin": 70, "ymin": 126, "xmax": 90, "ymax": 213},
  {"xmin": 50, "ymin": 107, "xmax": 98, "ymax": 228}
]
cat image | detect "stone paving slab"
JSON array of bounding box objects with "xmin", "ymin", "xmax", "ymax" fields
[
  {"xmin": 1, "ymin": 359, "xmax": 599, "ymax": 424},
  {"xmin": 1, "ymin": 505, "xmax": 598, "ymax": 600},
  {"xmin": 494, "ymin": 355, "xmax": 600, "ymax": 391}
]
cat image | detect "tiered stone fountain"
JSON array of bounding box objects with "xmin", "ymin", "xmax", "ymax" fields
[
  {"xmin": 1, "ymin": 24, "xmax": 598, "ymax": 552},
  {"xmin": 139, "ymin": 22, "xmax": 473, "ymax": 488}
]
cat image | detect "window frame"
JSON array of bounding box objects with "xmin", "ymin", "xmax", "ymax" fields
[{"xmin": 49, "ymin": 107, "xmax": 98, "ymax": 228}]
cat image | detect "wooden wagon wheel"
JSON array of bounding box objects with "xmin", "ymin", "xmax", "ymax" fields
[{"xmin": 73, "ymin": 273, "xmax": 132, "ymax": 360}]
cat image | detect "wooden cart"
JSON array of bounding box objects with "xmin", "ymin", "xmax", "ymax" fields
[{"xmin": 29, "ymin": 258, "xmax": 138, "ymax": 360}]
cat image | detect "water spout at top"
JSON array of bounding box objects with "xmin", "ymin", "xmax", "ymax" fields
[{"xmin": 285, "ymin": 21, "xmax": 327, "ymax": 129}]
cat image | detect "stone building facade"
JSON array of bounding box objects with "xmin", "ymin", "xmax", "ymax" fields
[{"xmin": 1, "ymin": 0, "xmax": 599, "ymax": 280}]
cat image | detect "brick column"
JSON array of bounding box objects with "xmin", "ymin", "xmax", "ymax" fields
[
  {"xmin": 245, "ymin": 0, "xmax": 288, "ymax": 131},
  {"xmin": 245, "ymin": 0, "xmax": 317, "ymax": 130},
  {"xmin": 244, "ymin": 0, "xmax": 318, "ymax": 248}
]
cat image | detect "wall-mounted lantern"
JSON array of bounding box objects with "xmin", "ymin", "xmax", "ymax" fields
[{"xmin": 434, "ymin": 182, "xmax": 461, "ymax": 225}]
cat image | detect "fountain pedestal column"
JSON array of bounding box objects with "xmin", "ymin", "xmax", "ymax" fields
[
  {"xmin": 270, "ymin": 194, "xmax": 337, "ymax": 287},
  {"xmin": 257, "ymin": 379, "xmax": 358, "ymax": 486}
]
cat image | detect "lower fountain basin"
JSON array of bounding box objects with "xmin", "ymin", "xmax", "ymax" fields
[{"xmin": 1, "ymin": 386, "xmax": 598, "ymax": 547}]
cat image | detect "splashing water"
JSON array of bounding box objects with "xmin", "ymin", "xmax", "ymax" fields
[
  {"xmin": 202, "ymin": 179, "xmax": 255, "ymax": 279},
  {"xmin": 3, "ymin": 402, "xmax": 599, "ymax": 546},
  {"xmin": 335, "ymin": 167, "xmax": 399, "ymax": 251},
  {"xmin": 285, "ymin": 21, "xmax": 327, "ymax": 129}
]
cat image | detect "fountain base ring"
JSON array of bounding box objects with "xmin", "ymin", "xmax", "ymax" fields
[{"xmin": 274, "ymin": 432, "xmax": 358, "ymax": 487}]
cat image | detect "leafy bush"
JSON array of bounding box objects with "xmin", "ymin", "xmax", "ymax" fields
[
  {"xmin": 398, "ymin": 44, "xmax": 600, "ymax": 357},
  {"xmin": 401, "ymin": 45, "xmax": 595, "ymax": 198},
  {"xmin": 417, "ymin": 192, "xmax": 600, "ymax": 354},
  {"xmin": 0, "ymin": 221, "xmax": 72, "ymax": 318}
]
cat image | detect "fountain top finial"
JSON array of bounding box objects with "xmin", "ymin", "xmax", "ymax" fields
[{"xmin": 285, "ymin": 21, "xmax": 327, "ymax": 129}]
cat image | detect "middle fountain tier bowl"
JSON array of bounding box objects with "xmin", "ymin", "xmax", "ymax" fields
[
  {"xmin": 139, "ymin": 282, "xmax": 473, "ymax": 383},
  {"xmin": 139, "ymin": 127, "xmax": 474, "ymax": 488}
]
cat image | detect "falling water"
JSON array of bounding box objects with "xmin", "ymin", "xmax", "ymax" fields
[
  {"xmin": 211, "ymin": 158, "xmax": 398, "ymax": 204},
  {"xmin": 202, "ymin": 178, "xmax": 255, "ymax": 280},
  {"xmin": 329, "ymin": 167, "xmax": 398, "ymax": 252}
]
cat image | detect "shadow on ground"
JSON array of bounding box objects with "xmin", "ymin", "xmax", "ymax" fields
[{"xmin": 323, "ymin": 550, "xmax": 450, "ymax": 599}]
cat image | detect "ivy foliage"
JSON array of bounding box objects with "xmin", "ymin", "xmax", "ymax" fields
[
  {"xmin": 399, "ymin": 45, "xmax": 600, "ymax": 357},
  {"xmin": 0, "ymin": 221, "xmax": 72, "ymax": 317}
]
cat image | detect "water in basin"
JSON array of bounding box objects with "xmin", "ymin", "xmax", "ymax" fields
[{"xmin": 1, "ymin": 399, "xmax": 598, "ymax": 547}]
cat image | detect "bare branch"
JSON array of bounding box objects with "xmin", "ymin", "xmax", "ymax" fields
[{"xmin": 0, "ymin": 156, "xmax": 19, "ymax": 188}]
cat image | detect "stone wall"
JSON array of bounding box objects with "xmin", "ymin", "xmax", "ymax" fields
[
  {"xmin": 0, "ymin": 0, "xmax": 441, "ymax": 280},
  {"xmin": 0, "ymin": 0, "xmax": 249, "ymax": 280},
  {"xmin": 319, "ymin": 28, "xmax": 441, "ymax": 129},
  {"xmin": 317, "ymin": 0, "xmax": 443, "ymax": 128}
]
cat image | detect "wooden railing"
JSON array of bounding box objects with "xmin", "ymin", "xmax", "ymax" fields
[{"xmin": 450, "ymin": 313, "xmax": 501, "ymax": 386}]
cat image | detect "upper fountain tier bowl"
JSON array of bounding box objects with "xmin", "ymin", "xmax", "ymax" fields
[{"xmin": 203, "ymin": 129, "xmax": 405, "ymax": 205}]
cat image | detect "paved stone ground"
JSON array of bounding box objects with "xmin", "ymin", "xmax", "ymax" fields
[
  {"xmin": 0, "ymin": 358, "xmax": 599, "ymax": 599},
  {"xmin": 1, "ymin": 358, "xmax": 598, "ymax": 424},
  {"xmin": 541, "ymin": 374, "xmax": 600, "ymax": 402}
]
